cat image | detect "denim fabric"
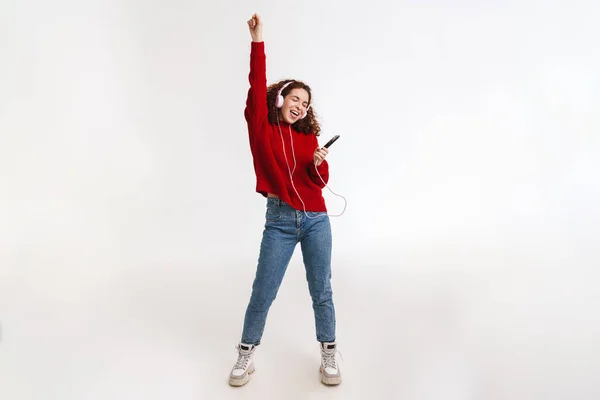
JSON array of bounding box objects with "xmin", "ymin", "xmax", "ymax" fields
[{"xmin": 241, "ymin": 197, "xmax": 336, "ymax": 345}]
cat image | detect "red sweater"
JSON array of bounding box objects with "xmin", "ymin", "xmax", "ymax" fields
[{"xmin": 245, "ymin": 41, "xmax": 329, "ymax": 212}]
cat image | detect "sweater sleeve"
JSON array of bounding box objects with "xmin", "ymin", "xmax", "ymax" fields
[
  {"xmin": 244, "ymin": 42, "xmax": 268, "ymax": 131},
  {"xmin": 307, "ymin": 135, "xmax": 329, "ymax": 187},
  {"xmin": 308, "ymin": 159, "xmax": 329, "ymax": 188}
]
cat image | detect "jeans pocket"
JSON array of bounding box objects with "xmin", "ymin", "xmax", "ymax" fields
[
  {"xmin": 307, "ymin": 211, "xmax": 326, "ymax": 219},
  {"xmin": 265, "ymin": 207, "xmax": 282, "ymax": 222}
]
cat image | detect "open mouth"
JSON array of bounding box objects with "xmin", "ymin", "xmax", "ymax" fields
[{"xmin": 290, "ymin": 110, "xmax": 300, "ymax": 118}]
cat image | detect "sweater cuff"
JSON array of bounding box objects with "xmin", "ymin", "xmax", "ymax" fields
[{"xmin": 310, "ymin": 160, "xmax": 328, "ymax": 174}]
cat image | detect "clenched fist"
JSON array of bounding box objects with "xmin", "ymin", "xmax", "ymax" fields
[{"xmin": 247, "ymin": 13, "xmax": 263, "ymax": 42}]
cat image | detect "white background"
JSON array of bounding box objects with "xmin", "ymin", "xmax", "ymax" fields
[{"xmin": 1, "ymin": 0, "xmax": 599, "ymax": 399}]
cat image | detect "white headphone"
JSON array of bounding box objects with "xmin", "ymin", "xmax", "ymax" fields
[{"xmin": 275, "ymin": 81, "xmax": 310, "ymax": 119}]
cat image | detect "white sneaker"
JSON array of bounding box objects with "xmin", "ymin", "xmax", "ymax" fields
[
  {"xmin": 320, "ymin": 342, "xmax": 342, "ymax": 385},
  {"xmin": 229, "ymin": 343, "xmax": 256, "ymax": 387}
]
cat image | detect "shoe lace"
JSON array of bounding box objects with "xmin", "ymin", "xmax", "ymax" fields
[
  {"xmin": 322, "ymin": 349, "xmax": 342, "ymax": 369},
  {"xmin": 234, "ymin": 345, "xmax": 252, "ymax": 370}
]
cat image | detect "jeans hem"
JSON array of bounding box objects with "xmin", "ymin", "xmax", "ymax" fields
[{"xmin": 318, "ymin": 338, "xmax": 336, "ymax": 343}]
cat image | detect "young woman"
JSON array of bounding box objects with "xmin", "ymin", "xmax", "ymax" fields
[{"xmin": 228, "ymin": 13, "xmax": 341, "ymax": 387}]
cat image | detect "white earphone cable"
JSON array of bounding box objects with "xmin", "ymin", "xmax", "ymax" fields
[{"xmin": 276, "ymin": 114, "xmax": 347, "ymax": 218}]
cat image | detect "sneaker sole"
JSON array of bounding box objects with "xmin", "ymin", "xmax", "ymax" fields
[
  {"xmin": 229, "ymin": 364, "xmax": 255, "ymax": 387},
  {"xmin": 320, "ymin": 367, "xmax": 342, "ymax": 386}
]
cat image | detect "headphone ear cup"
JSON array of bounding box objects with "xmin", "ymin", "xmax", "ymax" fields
[
  {"xmin": 275, "ymin": 81, "xmax": 294, "ymax": 109},
  {"xmin": 301, "ymin": 105, "xmax": 310, "ymax": 119}
]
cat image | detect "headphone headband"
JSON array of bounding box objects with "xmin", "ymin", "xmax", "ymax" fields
[{"xmin": 277, "ymin": 81, "xmax": 294, "ymax": 98}]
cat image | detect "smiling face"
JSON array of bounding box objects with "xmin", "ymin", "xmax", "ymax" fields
[{"xmin": 279, "ymin": 88, "xmax": 310, "ymax": 124}]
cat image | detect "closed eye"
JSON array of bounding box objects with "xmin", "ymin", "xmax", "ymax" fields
[{"xmin": 291, "ymin": 96, "xmax": 309, "ymax": 108}]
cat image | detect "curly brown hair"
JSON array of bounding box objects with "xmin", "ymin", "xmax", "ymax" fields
[{"xmin": 267, "ymin": 79, "xmax": 321, "ymax": 136}]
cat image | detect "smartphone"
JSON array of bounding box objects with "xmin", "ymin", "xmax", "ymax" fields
[{"xmin": 323, "ymin": 135, "xmax": 340, "ymax": 148}]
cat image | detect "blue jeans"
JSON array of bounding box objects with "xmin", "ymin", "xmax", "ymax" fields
[{"xmin": 241, "ymin": 198, "xmax": 336, "ymax": 345}]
